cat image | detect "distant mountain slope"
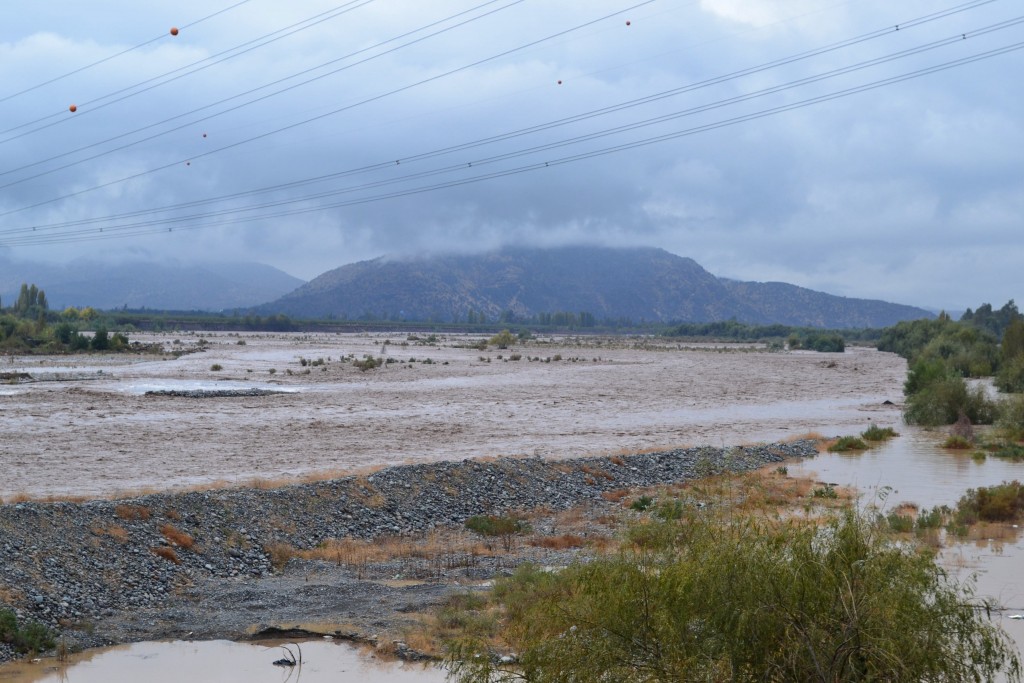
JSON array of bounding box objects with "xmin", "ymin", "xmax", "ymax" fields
[
  {"xmin": 257, "ymin": 246, "xmax": 932, "ymax": 328},
  {"xmin": 718, "ymin": 280, "xmax": 933, "ymax": 328},
  {"xmin": 0, "ymin": 258, "xmax": 304, "ymax": 311}
]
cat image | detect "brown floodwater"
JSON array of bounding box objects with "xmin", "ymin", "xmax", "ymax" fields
[
  {"xmin": 0, "ymin": 333, "xmax": 905, "ymax": 499},
  {"xmin": 0, "ymin": 640, "xmax": 446, "ymax": 683},
  {"xmin": 791, "ymin": 431, "xmax": 1024, "ymax": 657}
]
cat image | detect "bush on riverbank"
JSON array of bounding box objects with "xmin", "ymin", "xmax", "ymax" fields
[
  {"xmin": 445, "ymin": 508, "xmax": 1020, "ymax": 682},
  {"xmin": 882, "ymin": 303, "xmax": 1024, "ymax": 427},
  {"xmin": 0, "ymin": 609, "xmax": 54, "ymax": 654},
  {"xmin": 903, "ymin": 374, "xmax": 997, "ymax": 426},
  {"xmin": 954, "ymin": 481, "xmax": 1024, "ymax": 525},
  {"xmin": 787, "ymin": 331, "xmax": 845, "ymax": 352}
]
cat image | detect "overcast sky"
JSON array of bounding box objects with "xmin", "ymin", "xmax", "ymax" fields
[{"xmin": 0, "ymin": 0, "xmax": 1020, "ymax": 311}]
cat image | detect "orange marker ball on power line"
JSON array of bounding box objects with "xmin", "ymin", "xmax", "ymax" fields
[
  {"xmin": 170, "ymin": 27, "xmax": 179, "ymax": 36},
  {"xmin": 69, "ymin": 104, "xmax": 77, "ymax": 113}
]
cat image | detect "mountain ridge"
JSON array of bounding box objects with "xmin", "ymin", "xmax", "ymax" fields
[
  {"xmin": 0, "ymin": 257, "xmax": 305, "ymax": 312},
  {"xmin": 256, "ymin": 246, "xmax": 932, "ymax": 328}
]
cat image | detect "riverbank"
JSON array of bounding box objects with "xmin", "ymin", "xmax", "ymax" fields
[{"xmin": 0, "ymin": 440, "xmax": 817, "ymax": 664}]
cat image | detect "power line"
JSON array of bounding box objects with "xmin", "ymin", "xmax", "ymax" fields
[
  {"xmin": 0, "ymin": 0, "xmax": 376, "ymax": 139},
  {"xmin": 0, "ymin": 0, "xmax": 1007, "ymax": 227},
  {"xmin": 4, "ymin": 37, "xmax": 1020, "ymax": 247},
  {"xmin": 0, "ymin": 0, "xmax": 254, "ymax": 106},
  {"xmin": 0, "ymin": 0, "xmax": 526, "ymax": 178},
  {"xmin": 0, "ymin": 0, "xmax": 654, "ymax": 206}
]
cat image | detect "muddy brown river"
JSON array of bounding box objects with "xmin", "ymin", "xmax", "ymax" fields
[{"xmin": 0, "ymin": 333, "xmax": 905, "ymax": 499}]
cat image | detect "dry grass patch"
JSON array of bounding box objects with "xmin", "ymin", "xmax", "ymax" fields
[
  {"xmin": 788, "ymin": 431, "xmax": 825, "ymax": 444},
  {"xmin": 151, "ymin": 546, "xmax": 180, "ymax": 564},
  {"xmin": 601, "ymin": 489, "xmax": 631, "ymax": 503},
  {"xmin": 265, "ymin": 542, "xmax": 296, "ymax": 572},
  {"xmin": 91, "ymin": 523, "xmax": 130, "ymax": 543},
  {"xmin": 0, "ymin": 585, "xmax": 26, "ymax": 607},
  {"xmin": 300, "ymin": 532, "xmax": 494, "ymax": 565},
  {"xmin": 114, "ymin": 504, "xmax": 151, "ymax": 521},
  {"xmin": 581, "ymin": 465, "xmax": 614, "ymax": 481},
  {"xmin": 529, "ymin": 534, "xmax": 587, "ymax": 550},
  {"xmin": 351, "ymin": 477, "xmax": 387, "ymax": 509},
  {"xmin": 550, "ymin": 506, "xmax": 590, "ymax": 532},
  {"xmin": 160, "ymin": 523, "xmax": 195, "ymax": 549}
]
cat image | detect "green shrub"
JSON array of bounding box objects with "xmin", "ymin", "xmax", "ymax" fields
[
  {"xmin": 465, "ymin": 514, "xmax": 530, "ymax": 551},
  {"xmin": 90, "ymin": 327, "xmax": 110, "ymax": 351},
  {"xmin": 828, "ymin": 436, "xmax": 868, "ymax": 452},
  {"xmin": 997, "ymin": 395, "xmax": 1024, "ymax": 442},
  {"xmin": 353, "ymin": 356, "xmax": 381, "ymax": 371},
  {"xmin": 904, "ymin": 377, "xmax": 997, "ymax": 426},
  {"xmin": 861, "ymin": 424, "xmax": 899, "ymax": 441},
  {"xmin": 465, "ymin": 514, "xmax": 529, "ymax": 536},
  {"xmin": 812, "ymin": 484, "xmax": 838, "ymax": 499},
  {"xmin": 996, "ymin": 355, "xmax": 1024, "ymax": 393},
  {"xmin": 210, "ymin": 363, "xmax": 223, "ymax": 372},
  {"xmin": 987, "ymin": 442, "xmax": 1024, "ymax": 462},
  {"xmin": 789, "ymin": 332, "xmax": 845, "ymax": 352},
  {"xmin": 916, "ymin": 506, "xmax": 947, "ymax": 530},
  {"xmin": 488, "ymin": 329, "xmax": 515, "ymax": 349},
  {"xmin": 629, "ymin": 495, "xmax": 654, "ymax": 511},
  {"xmin": 0, "ymin": 608, "xmax": 55, "ymax": 654},
  {"xmin": 445, "ymin": 510, "xmax": 1021, "ymax": 682},
  {"xmin": 904, "ymin": 357, "xmax": 952, "ymax": 396},
  {"xmin": 943, "ymin": 435, "xmax": 973, "ymax": 449},
  {"xmin": 954, "ymin": 481, "xmax": 1024, "ymax": 524},
  {"xmin": 886, "ymin": 512, "xmax": 915, "ymax": 533}
]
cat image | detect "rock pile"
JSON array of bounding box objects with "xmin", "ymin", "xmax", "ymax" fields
[{"xmin": 0, "ymin": 440, "xmax": 817, "ymax": 662}]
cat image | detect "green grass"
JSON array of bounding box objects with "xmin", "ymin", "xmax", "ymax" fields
[
  {"xmin": 861, "ymin": 424, "xmax": 899, "ymax": 441},
  {"xmin": 629, "ymin": 495, "xmax": 654, "ymax": 511},
  {"xmin": 828, "ymin": 436, "xmax": 869, "ymax": 452}
]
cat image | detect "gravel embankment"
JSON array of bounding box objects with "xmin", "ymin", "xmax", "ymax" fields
[{"xmin": 0, "ymin": 441, "xmax": 817, "ymax": 663}]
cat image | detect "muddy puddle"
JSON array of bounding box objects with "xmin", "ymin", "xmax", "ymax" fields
[
  {"xmin": 791, "ymin": 429, "xmax": 1024, "ymax": 653},
  {"xmin": 0, "ymin": 640, "xmax": 446, "ymax": 683}
]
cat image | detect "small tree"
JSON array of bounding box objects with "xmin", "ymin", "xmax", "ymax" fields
[
  {"xmin": 90, "ymin": 327, "xmax": 110, "ymax": 351},
  {"xmin": 488, "ymin": 329, "xmax": 515, "ymax": 350},
  {"xmin": 465, "ymin": 514, "xmax": 530, "ymax": 552}
]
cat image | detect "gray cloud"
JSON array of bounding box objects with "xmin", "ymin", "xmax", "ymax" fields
[{"xmin": 0, "ymin": 0, "xmax": 1020, "ymax": 311}]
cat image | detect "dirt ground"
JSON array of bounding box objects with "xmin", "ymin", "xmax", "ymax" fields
[{"xmin": 0, "ymin": 332, "xmax": 906, "ymax": 499}]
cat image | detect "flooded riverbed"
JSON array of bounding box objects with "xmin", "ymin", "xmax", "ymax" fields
[
  {"xmin": 0, "ymin": 640, "xmax": 446, "ymax": 683},
  {"xmin": 0, "ymin": 333, "xmax": 905, "ymax": 498},
  {"xmin": 791, "ymin": 429, "xmax": 1024, "ymax": 652}
]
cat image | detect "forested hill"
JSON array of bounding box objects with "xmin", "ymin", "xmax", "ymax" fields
[{"xmin": 256, "ymin": 246, "xmax": 932, "ymax": 328}]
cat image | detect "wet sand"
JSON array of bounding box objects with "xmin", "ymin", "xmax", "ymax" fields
[{"xmin": 0, "ymin": 332, "xmax": 906, "ymax": 499}]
